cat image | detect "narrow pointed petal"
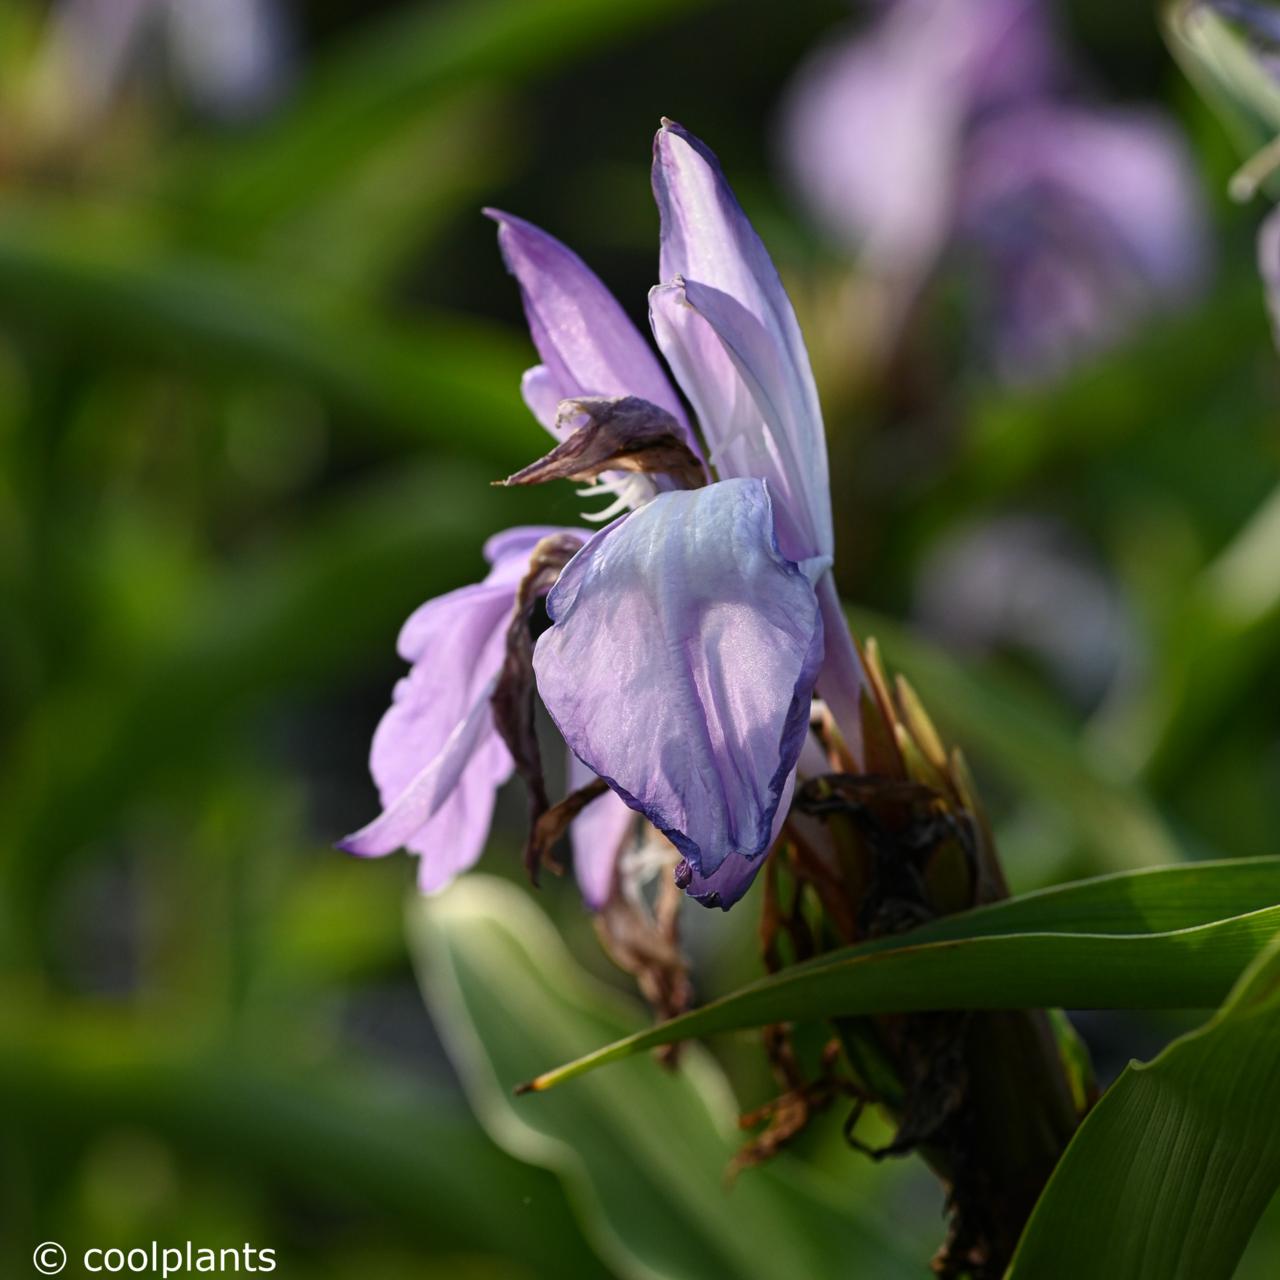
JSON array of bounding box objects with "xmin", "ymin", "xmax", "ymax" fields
[
  {"xmin": 568, "ymin": 751, "xmax": 637, "ymax": 910},
  {"xmin": 486, "ymin": 208, "xmax": 692, "ymax": 441},
  {"xmin": 651, "ymin": 121, "xmax": 832, "ymax": 560},
  {"xmin": 533, "ymin": 478, "xmax": 823, "ymax": 877}
]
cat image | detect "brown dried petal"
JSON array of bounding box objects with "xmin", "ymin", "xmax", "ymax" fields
[
  {"xmin": 594, "ymin": 871, "xmax": 693, "ymax": 1035},
  {"xmin": 489, "ymin": 532, "xmax": 583, "ymax": 884},
  {"xmin": 497, "ymin": 396, "xmax": 706, "ymax": 490},
  {"xmin": 525, "ymin": 777, "xmax": 609, "ymax": 873}
]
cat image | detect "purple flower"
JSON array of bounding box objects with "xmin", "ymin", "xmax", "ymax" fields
[
  {"xmin": 778, "ymin": 0, "xmax": 1056, "ymax": 275},
  {"xmin": 38, "ymin": 0, "xmax": 291, "ymax": 125},
  {"xmin": 496, "ymin": 121, "xmax": 866, "ymax": 907},
  {"xmin": 959, "ymin": 105, "xmax": 1207, "ymax": 381},
  {"xmin": 779, "ymin": 0, "xmax": 1207, "ymax": 379},
  {"xmin": 347, "ymin": 122, "xmax": 867, "ymax": 912}
]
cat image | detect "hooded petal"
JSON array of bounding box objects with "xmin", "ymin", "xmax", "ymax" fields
[
  {"xmin": 486, "ymin": 208, "xmax": 692, "ymax": 442},
  {"xmin": 533, "ymin": 478, "xmax": 823, "ymax": 877},
  {"xmin": 340, "ymin": 526, "xmax": 573, "ymax": 888},
  {"xmin": 677, "ymin": 852, "xmax": 765, "ymax": 910},
  {"xmin": 651, "ymin": 120, "xmax": 832, "ymax": 562},
  {"xmin": 675, "ymin": 768, "xmax": 796, "ymax": 909}
]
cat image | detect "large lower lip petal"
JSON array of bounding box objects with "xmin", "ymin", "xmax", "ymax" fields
[{"xmin": 533, "ymin": 477, "xmax": 823, "ymax": 878}]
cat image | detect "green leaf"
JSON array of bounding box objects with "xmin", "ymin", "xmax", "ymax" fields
[
  {"xmin": 410, "ymin": 876, "xmax": 926, "ymax": 1280},
  {"xmin": 521, "ymin": 858, "xmax": 1280, "ymax": 1092},
  {"xmin": 1008, "ymin": 930, "xmax": 1280, "ymax": 1279}
]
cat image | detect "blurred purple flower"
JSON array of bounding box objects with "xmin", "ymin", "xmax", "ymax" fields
[
  {"xmin": 779, "ymin": 0, "xmax": 1208, "ymax": 379},
  {"xmin": 959, "ymin": 105, "xmax": 1207, "ymax": 381},
  {"xmin": 779, "ymin": 0, "xmax": 1056, "ymax": 276},
  {"xmin": 40, "ymin": 0, "xmax": 292, "ymax": 124},
  {"xmin": 523, "ymin": 121, "xmax": 865, "ymax": 908},
  {"xmin": 347, "ymin": 122, "xmax": 866, "ymax": 911}
]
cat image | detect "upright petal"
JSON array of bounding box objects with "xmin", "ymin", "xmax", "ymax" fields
[
  {"xmin": 486, "ymin": 209, "xmax": 692, "ymax": 441},
  {"xmin": 651, "ymin": 120, "xmax": 832, "ymax": 562},
  {"xmin": 652, "ymin": 278, "xmax": 823, "ymax": 567},
  {"xmin": 533, "ymin": 478, "xmax": 823, "ymax": 877}
]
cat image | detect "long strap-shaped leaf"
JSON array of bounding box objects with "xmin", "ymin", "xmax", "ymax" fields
[
  {"xmin": 413, "ymin": 877, "xmax": 926, "ymax": 1280},
  {"xmin": 522, "ymin": 858, "xmax": 1280, "ymax": 1092},
  {"xmin": 1007, "ymin": 930, "xmax": 1280, "ymax": 1279}
]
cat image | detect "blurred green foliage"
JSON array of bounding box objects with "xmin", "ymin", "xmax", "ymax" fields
[{"xmin": 1, "ymin": 0, "xmax": 1278, "ymax": 1275}]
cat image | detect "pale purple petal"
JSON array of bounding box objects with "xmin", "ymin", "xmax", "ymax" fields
[
  {"xmin": 340, "ymin": 676, "xmax": 504, "ymax": 858},
  {"xmin": 651, "ymin": 278, "xmax": 822, "ymax": 566},
  {"xmin": 815, "ymin": 572, "xmax": 865, "ymax": 767},
  {"xmin": 677, "ymin": 851, "xmax": 765, "ymax": 910},
  {"xmin": 960, "ymin": 105, "xmax": 1206, "ymax": 295},
  {"xmin": 533, "ymin": 478, "xmax": 823, "ymax": 878},
  {"xmin": 414, "ymin": 756, "xmax": 505, "ymax": 894},
  {"xmin": 777, "ymin": 16, "xmax": 963, "ymax": 272},
  {"xmin": 568, "ymin": 751, "xmax": 637, "ymax": 909},
  {"xmin": 485, "ymin": 209, "xmax": 691, "ymax": 441},
  {"xmin": 481, "ymin": 524, "xmax": 565, "ymax": 574},
  {"xmin": 341, "ymin": 525, "xmax": 577, "ymax": 890},
  {"xmin": 393, "ymin": 526, "xmax": 557, "ymax": 669},
  {"xmin": 651, "ymin": 121, "xmax": 832, "ymax": 562}
]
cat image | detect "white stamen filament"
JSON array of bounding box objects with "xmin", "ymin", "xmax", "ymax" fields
[{"xmin": 576, "ymin": 472, "xmax": 656, "ymax": 522}]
